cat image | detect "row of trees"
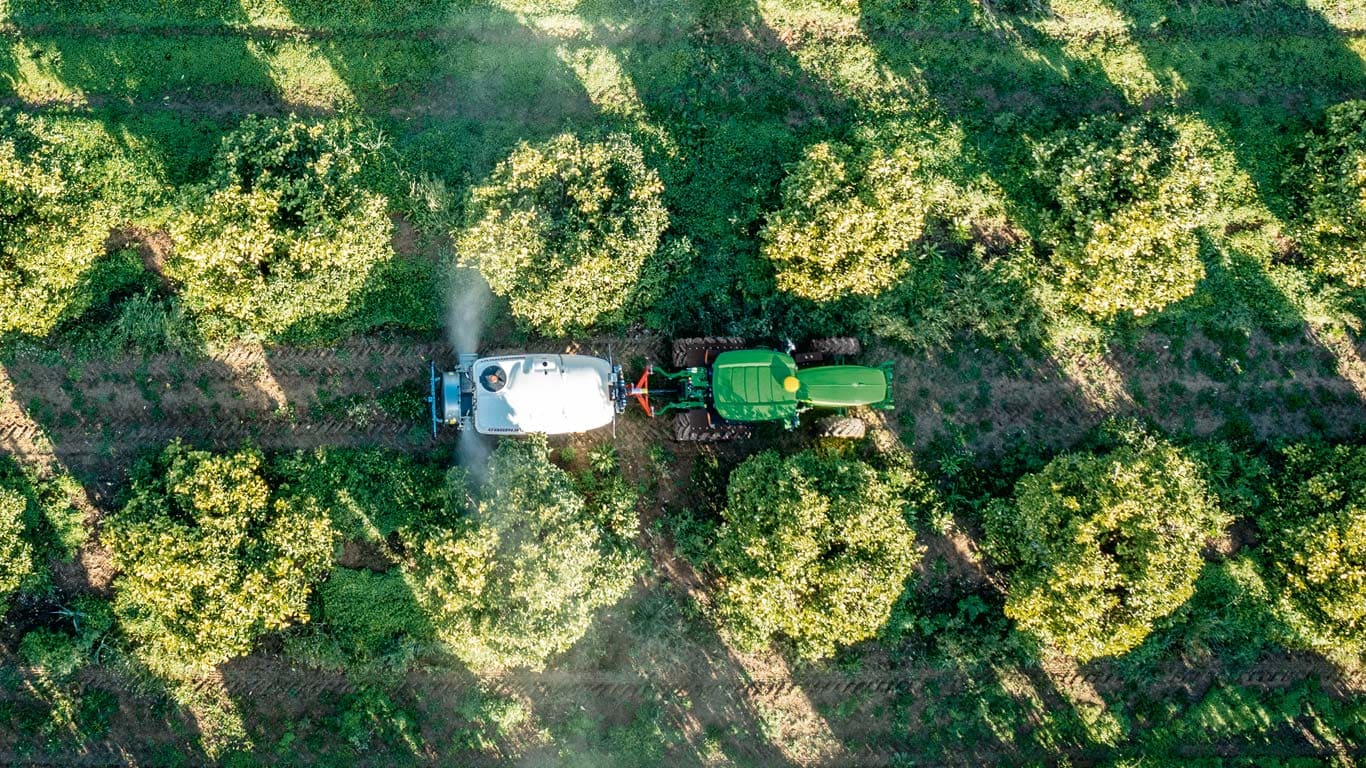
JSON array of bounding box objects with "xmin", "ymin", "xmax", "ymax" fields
[
  {"xmin": 698, "ymin": 431, "xmax": 1366, "ymax": 664},
  {"xmin": 4, "ymin": 432, "xmax": 1364, "ymax": 676},
  {"xmin": 4, "ymin": 101, "xmax": 1362, "ymax": 347},
  {"xmin": 100, "ymin": 439, "xmax": 640, "ymax": 676}
]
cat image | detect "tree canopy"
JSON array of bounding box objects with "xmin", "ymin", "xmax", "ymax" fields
[
  {"xmin": 0, "ymin": 112, "xmax": 133, "ymax": 338},
  {"xmin": 165, "ymin": 116, "xmax": 396, "ymax": 341},
  {"xmin": 985, "ymin": 433, "xmax": 1225, "ymax": 660},
  {"xmin": 456, "ymin": 133, "xmax": 667, "ymax": 335},
  {"xmin": 105, "ymin": 442, "xmax": 334, "ymax": 676},
  {"xmin": 402, "ymin": 439, "xmax": 642, "ymax": 670},
  {"xmin": 1258, "ymin": 444, "xmax": 1366, "ymax": 661},
  {"xmin": 761, "ymin": 123, "xmax": 934, "ymax": 303},
  {"xmin": 1292, "ymin": 100, "xmax": 1366, "ymax": 289},
  {"xmin": 1034, "ymin": 113, "xmax": 1216, "ymax": 318},
  {"xmin": 707, "ymin": 449, "xmax": 927, "ymax": 661}
]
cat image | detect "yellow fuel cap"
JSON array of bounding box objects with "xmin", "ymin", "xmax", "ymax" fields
[{"xmin": 783, "ymin": 376, "xmax": 801, "ymax": 393}]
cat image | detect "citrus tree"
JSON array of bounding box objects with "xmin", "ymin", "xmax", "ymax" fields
[
  {"xmin": 0, "ymin": 112, "xmax": 128, "ymax": 338},
  {"xmin": 707, "ymin": 450, "xmax": 927, "ymax": 661},
  {"xmin": 456, "ymin": 133, "xmax": 667, "ymax": 335},
  {"xmin": 1257, "ymin": 444, "xmax": 1366, "ymax": 660},
  {"xmin": 402, "ymin": 439, "xmax": 642, "ymax": 670},
  {"xmin": 761, "ymin": 123, "xmax": 934, "ymax": 302},
  {"xmin": 166, "ymin": 116, "xmax": 396, "ymax": 341},
  {"xmin": 1034, "ymin": 113, "xmax": 1216, "ymax": 318},
  {"xmin": 1292, "ymin": 100, "xmax": 1366, "ymax": 288},
  {"xmin": 985, "ymin": 434, "xmax": 1225, "ymax": 660},
  {"xmin": 105, "ymin": 442, "xmax": 334, "ymax": 676}
]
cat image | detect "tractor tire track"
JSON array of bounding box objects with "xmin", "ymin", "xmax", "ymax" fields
[
  {"xmin": 0, "ymin": 335, "xmax": 672, "ymax": 475},
  {"xmin": 0, "ymin": 654, "xmax": 1357, "ymax": 767}
]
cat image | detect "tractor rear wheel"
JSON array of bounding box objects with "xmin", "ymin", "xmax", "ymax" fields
[
  {"xmin": 671, "ymin": 337, "xmax": 747, "ymax": 368},
  {"xmin": 673, "ymin": 411, "xmax": 754, "ymax": 442},
  {"xmin": 815, "ymin": 415, "xmax": 866, "ymax": 440},
  {"xmin": 807, "ymin": 337, "xmax": 861, "ymax": 358}
]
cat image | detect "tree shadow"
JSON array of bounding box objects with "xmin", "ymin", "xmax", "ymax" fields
[
  {"xmin": 525, "ymin": 578, "xmax": 803, "ymax": 766},
  {"xmin": 1106, "ymin": 236, "xmax": 1366, "ymax": 443},
  {"xmin": 1100, "ymin": 0, "xmax": 1366, "ymax": 221},
  {"xmin": 562, "ymin": 0, "xmax": 858, "ymax": 336},
  {"xmin": 798, "ymin": 510, "xmax": 1117, "ymax": 764}
]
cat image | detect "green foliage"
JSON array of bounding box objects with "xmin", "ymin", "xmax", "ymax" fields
[
  {"xmin": 105, "ymin": 441, "xmax": 334, "ymax": 677},
  {"xmin": 0, "ymin": 112, "xmax": 139, "ymax": 339},
  {"xmin": 761, "ymin": 123, "xmax": 933, "ymax": 302},
  {"xmin": 0, "ymin": 456, "xmax": 86, "ymax": 587},
  {"xmin": 1292, "ymin": 100, "xmax": 1366, "ymax": 289},
  {"xmin": 165, "ymin": 116, "xmax": 397, "ymax": 342},
  {"xmin": 1033, "ymin": 113, "xmax": 1217, "ymax": 318},
  {"xmin": 985, "ymin": 433, "xmax": 1226, "ymax": 660},
  {"xmin": 318, "ymin": 568, "xmax": 431, "ymax": 657},
  {"xmin": 456, "ymin": 133, "xmax": 667, "ymax": 335},
  {"xmin": 18, "ymin": 628, "xmax": 85, "ymax": 680},
  {"xmin": 329, "ymin": 686, "xmax": 421, "ymax": 755},
  {"xmin": 708, "ymin": 449, "xmax": 928, "ymax": 661},
  {"xmin": 273, "ymin": 448, "xmax": 446, "ymax": 543},
  {"xmin": 1257, "ymin": 443, "xmax": 1366, "ymax": 661},
  {"xmin": 402, "ymin": 438, "xmax": 643, "ymax": 670},
  {"xmin": 0, "ymin": 488, "xmax": 35, "ymax": 608}
]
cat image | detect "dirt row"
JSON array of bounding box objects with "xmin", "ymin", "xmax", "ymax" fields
[
  {"xmin": 5, "ymin": 329, "xmax": 1366, "ymax": 477},
  {"xmin": 0, "ymin": 335, "xmax": 677, "ymax": 478},
  {"xmin": 0, "ymin": 651, "xmax": 1357, "ymax": 767}
]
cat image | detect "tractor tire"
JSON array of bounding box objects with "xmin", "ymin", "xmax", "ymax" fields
[
  {"xmin": 807, "ymin": 337, "xmax": 861, "ymax": 358},
  {"xmin": 673, "ymin": 412, "xmax": 754, "ymax": 442},
  {"xmin": 671, "ymin": 336, "xmax": 747, "ymax": 368},
  {"xmin": 815, "ymin": 415, "xmax": 867, "ymax": 440}
]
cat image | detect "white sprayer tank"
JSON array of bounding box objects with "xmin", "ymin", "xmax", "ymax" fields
[{"xmin": 470, "ymin": 354, "xmax": 616, "ymax": 435}]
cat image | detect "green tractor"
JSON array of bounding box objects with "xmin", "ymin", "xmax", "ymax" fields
[{"xmin": 629, "ymin": 337, "xmax": 894, "ymax": 441}]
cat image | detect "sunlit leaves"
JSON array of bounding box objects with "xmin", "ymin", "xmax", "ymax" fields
[
  {"xmin": 402, "ymin": 439, "xmax": 643, "ymax": 670},
  {"xmin": 105, "ymin": 442, "xmax": 334, "ymax": 677},
  {"xmin": 985, "ymin": 431, "xmax": 1226, "ymax": 660},
  {"xmin": 1258, "ymin": 443, "xmax": 1366, "ymax": 662},
  {"xmin": 1034, "ymin": 113, "xmax": 1217, "ymax": 318},
  {"xmin": 1293, "ymin": 100, "xmax": 1366, "ymax": 289},
  {"xmin": 708, "ymin": 449, "xmax": 928, "ymax": 661},
  {"xmin": 456, "ymin": 133, "xmax": 667, "ymax": 336},
  {"xmin": 165, "ymin": 116, "xmax": 396, "ymax": 341}
]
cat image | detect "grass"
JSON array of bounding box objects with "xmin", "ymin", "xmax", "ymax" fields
[{"xmin": 2, "ymin": 0, "xmax": 1366, "ymax": 762}]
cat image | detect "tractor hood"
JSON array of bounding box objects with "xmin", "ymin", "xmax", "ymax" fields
[
  {"xmin": 471, "ymin": 354, "xmax": 616, "ymax": 435},
  {"xmin": 796, "ymin": 365, "xmax": 890, "ymax": 408}
]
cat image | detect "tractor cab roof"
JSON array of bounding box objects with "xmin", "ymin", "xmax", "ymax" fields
[{"xmin": 711, "ymin": 350, "xmax": 801, "ymax": 423}]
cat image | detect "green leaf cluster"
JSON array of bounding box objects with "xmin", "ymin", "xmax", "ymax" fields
[
  {"xmin": 0, "ymin": 487, "xmax": 34, "ymax": 608},
  {"xmin": 1257, "ymin": 443, "xmax": 1366, "ymax": 661},
  {"xmin": 708, "ymin": 450, "xmax": 927, "ymax": 661},
  {"xmin": 0, "ymin": 112, "xmax": 126, "ymax": 337},
  {"xmin": 274, "ymin": 448, "xmax": 447, "ymax": 543},
  {"xmin": 985, "ymin": 434, "xmax": 1226, "ymax": 660},
  {"xmin": 1034, "ymin": 113, "xmax": 1217, "ymax": 318},
  {"xmin": 318, "ymin": 568, "xmax": 432, "ymax": 657},
  {"xmin": 166, "ymin": 116, "xmax": 396, "ymax": 341},
  {"xmin": 105, "ymin": 441, "xmax": 334, "ymax": 677},
  {"xmin": 402, "ymin": 438, "xmax": 643, "ymax": 670},
  {"xmin": 1292, "ymin": 100, "xmax": 1366, "ymax": 289},
  {"xmin": 456, "ymin": 133, "xmax": 667, "ymax": 335},
  {"xmin": 761, "ymin": 123, "xmax": 934, "ymax": 302}
]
